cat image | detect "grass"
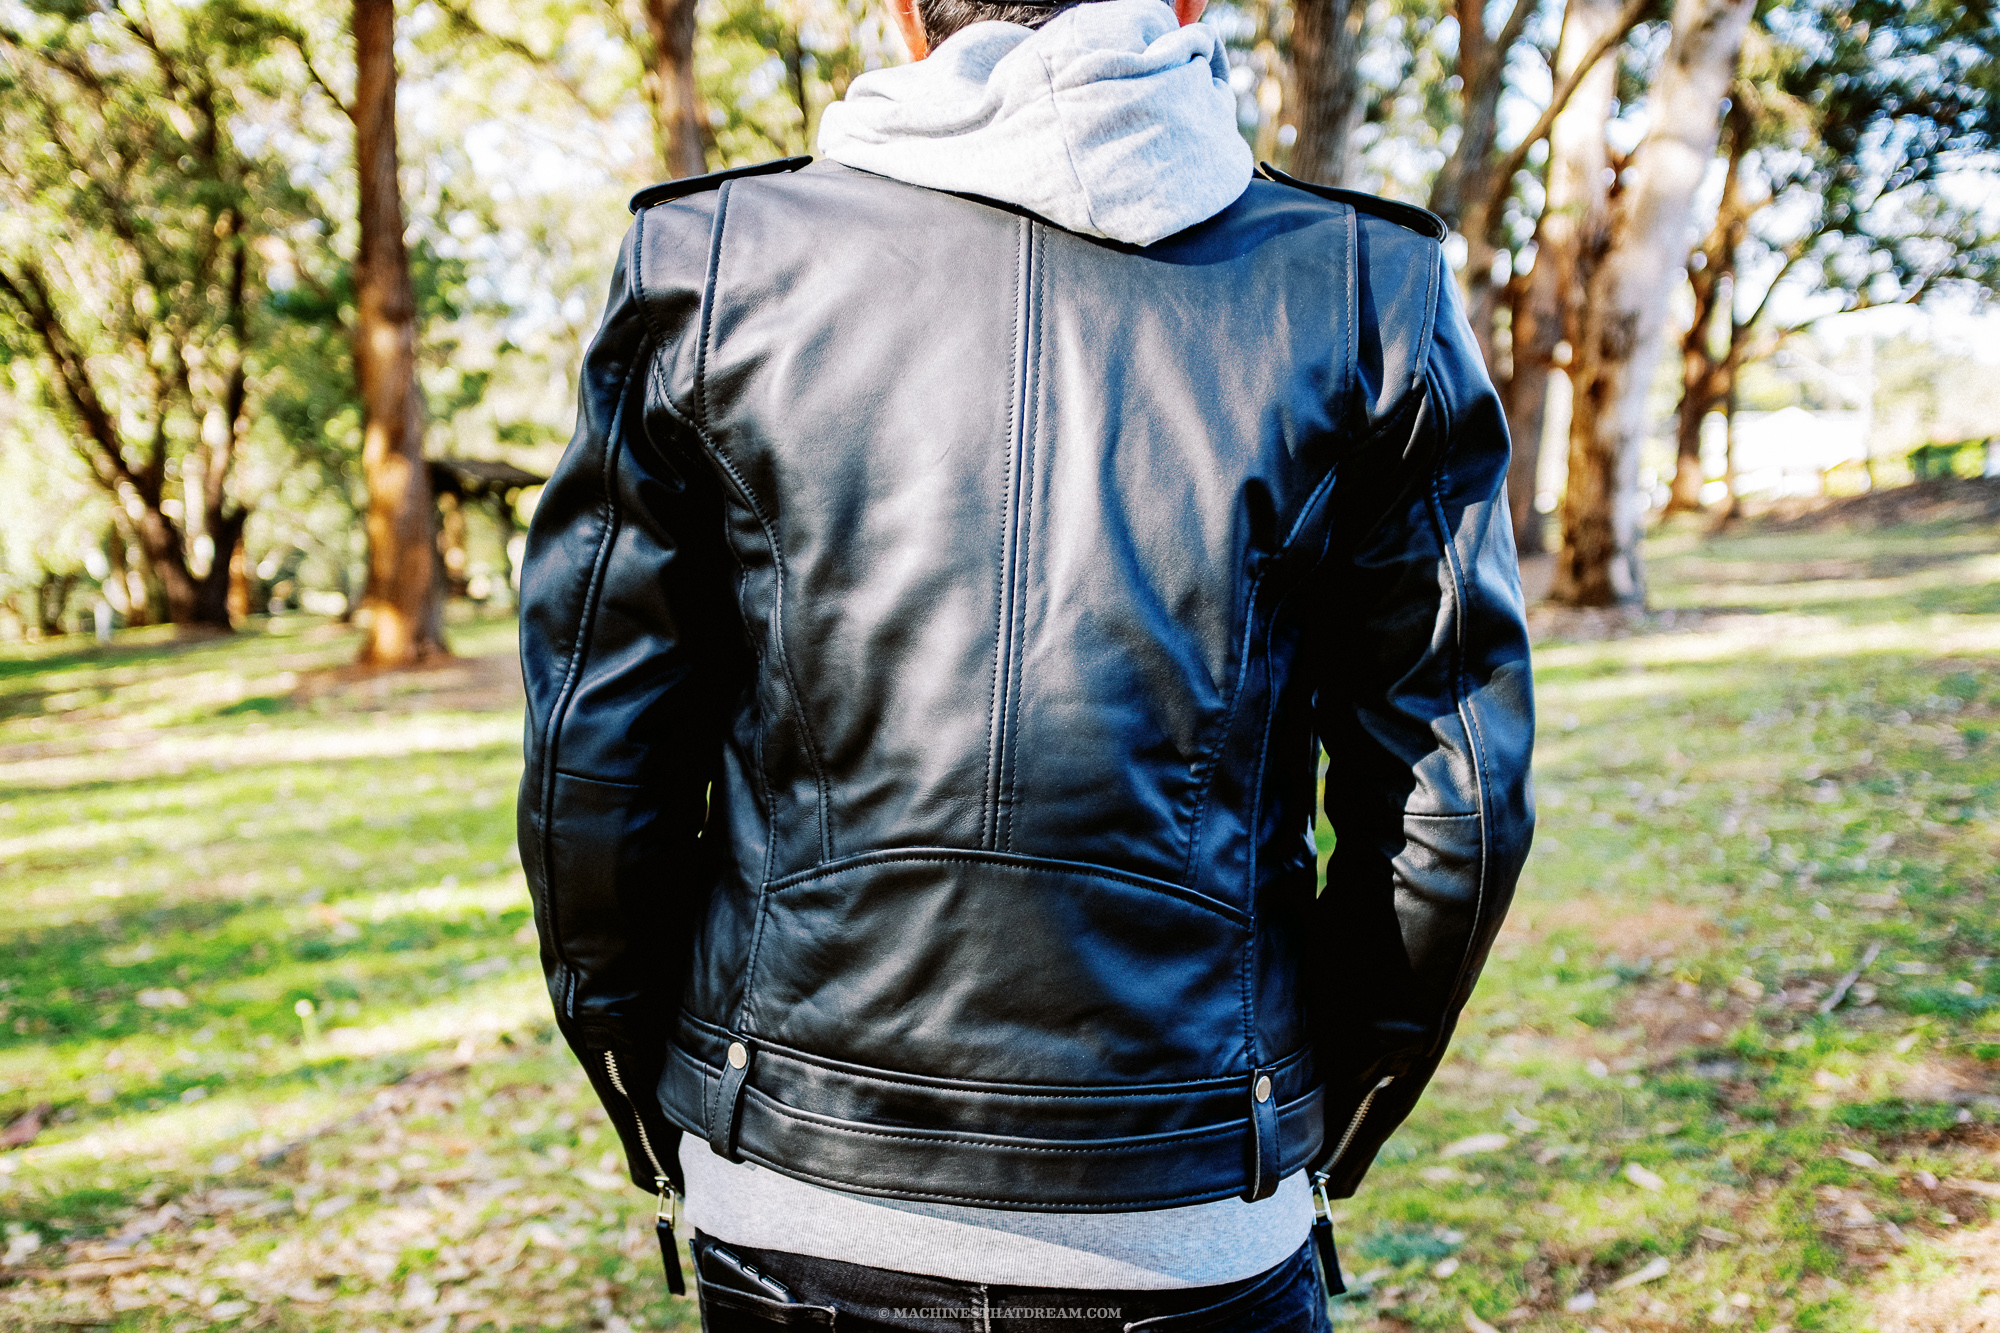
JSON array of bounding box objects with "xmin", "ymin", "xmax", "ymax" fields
[{"xmin": 0, "ymin": 505, "xmax": 1996, "ymax": 1332}]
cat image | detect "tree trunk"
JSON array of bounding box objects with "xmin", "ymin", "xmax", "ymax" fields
[
  {"xmin": 352, "ymin": 0, "xmax": 446, "ymax": 666},
  {"xmin": 1550, "ymin": 0, "xmax": 1755, "ymax": 608},
  {"xmin": 1288, "ymin": 0, "xmax": 1367, "ymax": 186},
  {"xmin": 641, "ymin": 0, "xmax": 707, "ymax": 178},
  {"xmin": 228, "ymin": 537, "xmax": 253, "ymax": 623},
  {"xmin": 36, "ymin": 572, "xmax": 77, "ymax": 637},
  {"xmin": 1430, "ymin": 0, "xmax": 1534, "ymax": 369},
  {"xmin": 0, "ymin": 262, "xmax": 231, "ymax": 630},
  {"xmin": 1667, "ymin": 351, "xmax": 1715, "ymax": 514},
  {"xmin": 1503, "ymin": 261, "xmax": 1558, "ymax": 556},
  {"xmin": 1708, "ymin": 362, "xmax": 1743, "ymax": 529},
  {"xmin": 111, "ymin": 511, "xmax": 165, "ymax": 625},
  {"xmin": 191, "ymin": 509, "xmax": 248, "ymax": 629},
  {"xmin": 1498, "ymin": 0, "xmax": 1622, "ymax": 557},
  {"xmin": 1668, "ymin": 263, "xmax": 1727, "ymax": 516},
  {"xmin": 1665, "ymin": 94, "xmax": 1752, "ymax": 517}
]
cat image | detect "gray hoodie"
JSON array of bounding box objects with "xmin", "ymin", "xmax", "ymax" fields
[{"xmin": 816, "ymin": 0, "xmax": 1253, "ymax": 246}]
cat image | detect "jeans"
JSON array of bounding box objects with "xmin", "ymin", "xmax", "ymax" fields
[{"xmin": 688, "ymin": 1231, "xmax": 1334, "ymax": 1333}]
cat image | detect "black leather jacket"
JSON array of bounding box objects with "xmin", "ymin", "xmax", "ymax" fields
[{"xmin": 517, "ymin": 158, "xmax": 1534, "ymax": 1212}]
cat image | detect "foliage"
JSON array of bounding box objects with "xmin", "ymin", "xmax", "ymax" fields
[
  {"xmin": 0, "ymin": 0, "xmax": 333, "ymax": 624},
  {"xmin": 1735, "ymin": 0, "xmax": 2000, "ymax": 325}
]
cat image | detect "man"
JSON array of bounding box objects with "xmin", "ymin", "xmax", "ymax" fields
[{"xmin": 516, "ymin": 0, "xmax": 1534, "ymax": 1323}]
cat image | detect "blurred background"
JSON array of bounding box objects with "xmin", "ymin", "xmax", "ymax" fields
[{"xmin": 0, "ymin": 0, "xmax": 1995, "ymax": 1330}]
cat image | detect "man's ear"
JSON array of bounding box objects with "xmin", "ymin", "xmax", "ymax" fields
[
  {"xmin": 889, "ymin": 0, "xmax": 930, "ymax": 59},
  {"xmin": 1173, "ymin": 0, "xmax": 1208, "ymax": 23}
]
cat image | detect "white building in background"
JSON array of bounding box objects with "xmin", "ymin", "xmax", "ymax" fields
[
  {"xmin": 1530, "ymin": 381, "xmax": 1880, "ymax": 516},
  {"xmin": 1710, "ymin": 407, "xmax": 1871, "ymax": 500}
]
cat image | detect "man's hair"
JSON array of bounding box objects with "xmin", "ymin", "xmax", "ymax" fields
[{"xmin": 915, "ymin": 0, "xmax": 1075, "ymax": 51}]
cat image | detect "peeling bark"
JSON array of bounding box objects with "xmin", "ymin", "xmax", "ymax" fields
[
  {"xmin": 1666, "ymin": 95, "xmax": 1753, "ymax": 516},
  {"xmin": 1551, "ymin": 0, "xmax": 1756, "ymax": 608},
  {"xmin": 1502, "ymin": 0, "xmax": 1625, "ymax": 557}
]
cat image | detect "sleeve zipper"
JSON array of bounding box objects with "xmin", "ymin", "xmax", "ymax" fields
[
  {"xmin": 603, "ymin": 1050, "xmax": 685, "ymax": 1296},
  {"xmin": 1309, "ymin": 1073, "xmax": 1394, "ymax": 1299},
  {"xmin": 1327, "ymin": 1074, "xmax": 1393, "ymax": 1169}
]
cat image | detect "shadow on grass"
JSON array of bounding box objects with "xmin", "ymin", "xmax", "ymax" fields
[{"xmin": 0, "ymin": 625, "xmax": 247, "ymax": 687}]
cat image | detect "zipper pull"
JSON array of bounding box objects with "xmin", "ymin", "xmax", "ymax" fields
[
  {"xmin": 655, "ymin": 1175, "xmax": 686, "ymax": 1296},
  {"xmin": 1310, "ymin": 1171, "xmax": 1345, "ymax": 1298}
]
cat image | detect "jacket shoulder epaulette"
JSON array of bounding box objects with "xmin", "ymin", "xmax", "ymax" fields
[
  {"xmin": 628, "ymin": 156, "xmax": 813, "ymax": 215},
  {"xmin": 1254, "ymin": 163, "xmax": 1447, "ymax": 242}
]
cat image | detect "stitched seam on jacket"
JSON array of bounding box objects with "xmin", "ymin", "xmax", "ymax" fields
[
  {"xmin": 706, "ymin": 434, "xmax": 787, "ymax": 1031},
  {"xmin": 1179, "ymin": 559, "xmax": 1263, "ymax": 890},
  {"xmin": 989, "ymin": 224, "xmax": 1034, "ymax": 851},
  {"xmin": 983, "ymin": 220, "xmax": 1027, "ymax": 851},
  {"xmin": 758, "ymin": 847, "xmax": 1251, "ymax": 926},
  {"xmin": 695, "ymin": 185, "xmax": 725, "ymax": 438},
  {"xmin": 655, "ymin": 361, "xmax": 779, "ymax": 883},
  {"xmin": 1240, "ymin": 566, "xmax": 1316, "ymax": 1074},
  {"xmin": 736, "ymin": 1082, "xmax": 1319, "ymax": 1150},
  {"xmin": 1416, "ymin": 280, "xmax": 1492, "ymax": 1052},
  {"xmin": 765, "ymin": 844, "xmax": 1227, "ymax": 896},
  {"xmin": 535, "ymin": 228, "xmax": 642, "ymax": 1021},
  {"xmin": 692, "ymin": 180, "xmax": 835, "ymax": 868},
  {"xmin": 648, "ymin": 396, "xmax": 778, "ymax": 884},
  {"xmin": 1341, "ymin": 204, "xmax": 1359, "ymax": 429},
  {"xmin": 1427, "ymin": 362, "xmax": 1496, "ymax": 1032},
  {"xmin": 653, "ymin": 200, "xmax": 778, "ymax": 884},
  {"xmin": 1180, "ymin": 216, "xmax": 1370, "ymax": 891},
  {"xmin": 667, "ymin": 1028, "xmax": 1312, "ymax": 1095},
  {"xmin": 682, "ymin": 184, "xmax": 816, "ymax": 1035},
  {"xmin": 1003, "ymin": 237, "xmax": 1043, "ymax": 853}
]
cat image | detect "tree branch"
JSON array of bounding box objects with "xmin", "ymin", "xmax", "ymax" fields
[
  {"xmin": 1480, "ymin": 0, "xmax": 1655, "ymax": 223},
  {"xmin": 273, "ymin": 22, "xmax": 354, "ymax": 121},
  {"xmin": 1738, "ymin": 242, "xmax": 1808, "ymax": 335},
  {"xmin": 1495, "ymin": 0, "xmax": 1540, "ymax": 70},
  {"xmin": 431, "ymin": 0, "xmax": 609, "ymax": 119},
  {"xmin": 0, "ymin": 261, "xmax": 138, "ymax": 497}
]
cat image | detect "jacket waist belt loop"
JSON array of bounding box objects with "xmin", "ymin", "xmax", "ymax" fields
[
  {"xmin": 1242, "ymin": 1066, "xmax": 1281, "ymax": 1202},
  {"xmin": 710, "ymin": 1037, "xmax": 753, "ymax": 1161}
]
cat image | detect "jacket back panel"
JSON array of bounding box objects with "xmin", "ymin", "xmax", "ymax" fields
[{"xmin": 663, "ymin": 168, "xmax": 1358, "ymax": 1092}]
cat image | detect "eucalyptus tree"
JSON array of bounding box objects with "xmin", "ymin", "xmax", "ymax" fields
[
  {"xmin": 1426, "ymin": 0, "xmax": 1651, "ymax": 372},
  {"xmin": 0, "ymin": 0, "xmax": 305, "ymax": 630},
  {"xmin": 1549, "ymin": 0, "xmax": 1757, "ymax": 607},
  {"xmin": 1667, "ymin": 0, "xmax": 2000, "ymax": 516},
  {"xmin": 1499, "ymin": 0, "xmax": 1628, "ymax": 554}
]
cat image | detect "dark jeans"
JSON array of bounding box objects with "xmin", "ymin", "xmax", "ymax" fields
[{"xmin": 689, "ymin": 1231, "xmax": 1333, "ymax": 1333}]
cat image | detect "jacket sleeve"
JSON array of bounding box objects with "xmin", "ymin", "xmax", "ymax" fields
[
  {"xmin": 1308, "ymin": 236, "xmax": 1536, "ymax": 1197},
  {"xmin": 516, "ymin": 214, "xmax": 738, "ymax": 1193}
]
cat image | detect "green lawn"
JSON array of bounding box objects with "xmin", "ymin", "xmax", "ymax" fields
[{"xmin": 1, "ymin": 506, "xmax": 1996, "ymax": 1332}]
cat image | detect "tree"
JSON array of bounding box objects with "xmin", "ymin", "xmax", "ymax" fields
[
  {"xmin": 1428, "ymin": 0, "xmax": 1653, "ymax": 366},
  {"xmin": 1288, "ymin": 0, "xmax": 1368, "ymax": 185},
  {"xmin": 0, "ymin": 2, "xmax": 294, "ymax": 630},
  {"xmin": 1549, "ymin": 0, "xmax": 1757, "ymax": 607},
  {"xmin": 1668, "ymin": 0, "xmax": 2000, "ymax": 516},
  {"xmin": 640, "ymin": 0, "xmax": 711, "ymax": 177},
  {"xmin": 1499, "ymin": 0, "xmax": 1629, "ymax": 554},
  {"xmin": 1666, "ymin": 90, "xmax": 1755, "ymax": 516},
  {"xmin": 302, "ymin": 0, "xmax": 447, "ymax": 664},
  {"xmin": 434, "ymin": 0, "xmax": 714, "ymax": 180}
]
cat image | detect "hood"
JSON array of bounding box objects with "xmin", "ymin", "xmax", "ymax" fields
[{"xmin": 816, "ymin": 0, "xmax": 1253, "ymax": 247}]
